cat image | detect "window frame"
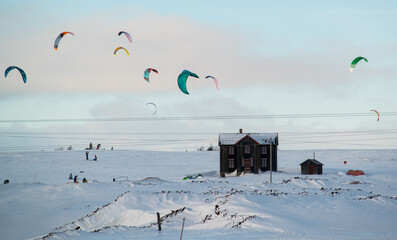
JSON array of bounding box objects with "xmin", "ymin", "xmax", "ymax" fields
[
  {"xmin": 228, "ymin": 158, "xmax": 235, "ymax": 168},
  {"xmin": 261, "ymin": 146, "xmax": 267, "ymax": 154},
  {"xmin": 261, "ymin": 158, "xmax": 267, "ymax": 168},
  {"xmin": 244, "ymin": 146, "xmax": 250, "ymax": 154},
  {"xmin": 228, "ymin": 146, "xmax": 235, "ymax": 155}
]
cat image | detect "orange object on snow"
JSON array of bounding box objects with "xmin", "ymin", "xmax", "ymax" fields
[{"xmin": 347, "ymin": 170, "xmax": 365, "ymax": 176}]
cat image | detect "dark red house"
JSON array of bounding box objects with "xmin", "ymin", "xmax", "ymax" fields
[{"xmin": 218, "ymin": 130, "xmax": 278, "ymax": 175}]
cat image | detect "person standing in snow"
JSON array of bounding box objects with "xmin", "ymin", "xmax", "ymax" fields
[
  {"xmin": 93, "ymin": 155, "xmax": 97, "ymax": 161},
  {"xmin": 85, "ymin": 151, "xmax": 89, "ymax": 160},
  {"xmin": 74, "ymin": 175, "xmax": 78, "ymax": 183},
  {"xmin": 69, "ymin": 173, "xmax": 73, "ymax": 179}
]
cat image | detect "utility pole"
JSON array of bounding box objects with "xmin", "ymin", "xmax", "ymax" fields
[{"xmin": 270, "ymin": 137, "xmax": 272, "ymax": 184}]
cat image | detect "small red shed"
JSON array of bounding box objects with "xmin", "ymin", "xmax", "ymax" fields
[{"xmin": 300, "ymin": 159, "xmax": 323, "ymax": 175}]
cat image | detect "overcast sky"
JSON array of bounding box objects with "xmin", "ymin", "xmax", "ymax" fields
[{"xmin": 1, "ymin": 0, "xmax": 396, "ymax": 151}]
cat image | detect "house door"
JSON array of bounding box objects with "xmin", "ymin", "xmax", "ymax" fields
[
  {"xmin": 309, "ymin": 164, "xmax": 313, "ymax": 174},
  {"xmin": 244, "ymin": 158, "xmax": 252, "ymax": 170}
]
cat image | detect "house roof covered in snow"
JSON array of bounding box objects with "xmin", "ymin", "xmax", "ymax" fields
[
  {"xmin": 300, "ymin": 159, "xmax": 324, "ymax": 166},
  {"xmin": 219, "ymin": 133, "xmax": 278, "ymax": 145}
]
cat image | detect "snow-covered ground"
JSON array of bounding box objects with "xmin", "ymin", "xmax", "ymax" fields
[{"xmin": 1, "ymin": 149, "xmax": 396, "ymax": 240}]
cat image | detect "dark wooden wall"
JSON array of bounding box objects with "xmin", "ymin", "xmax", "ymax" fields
[
  {"xmin": 301, "ymin": 161, "xmax": 323, "ymax": 175},
  {"xmin": 219, "ymin": 136, "xmax": 278, "ymax": 174}
]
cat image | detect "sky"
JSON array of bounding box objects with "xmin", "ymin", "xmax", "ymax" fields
[{"xmin": 0, "ymin": 0, "xmax": 396, "ymax": 151}]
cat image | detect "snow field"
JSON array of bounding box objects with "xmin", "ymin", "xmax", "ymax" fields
[{"xmin": 0, "ymin": 149, "xmax": 397, "ymax": 239}]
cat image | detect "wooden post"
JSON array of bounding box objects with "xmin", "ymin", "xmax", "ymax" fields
[
  {"xmin": 270, "ymin": 137, "xmax": 272, "ymax": 184},
  {"xmin": 180, "ymin": 217, "xmax": 185, "ymax": 240},
  {"xmin": 157, "ymin": 212, "xmax": 161, "ymax": 231}
]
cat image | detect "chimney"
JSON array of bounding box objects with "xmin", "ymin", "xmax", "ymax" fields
[{"xmin": 239, "ymin": 128, "xmax": 243, "ymax": 134}]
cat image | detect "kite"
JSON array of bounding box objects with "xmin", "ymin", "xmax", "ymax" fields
[
  {"xmin": 54, "ymin": 32, "xmax": 75, "ymax": 50},
  {"xmin": 183, "ymin": 174, "xmax": 203, "ymax": 180},
  {"xmin": 118, "ymin": 31, "xmax": 132, "ymax": 43},
  {"xmin": 144, "ymin": 68, "xmax": 158, "ymax": 83},
  {"xmin": 114, "ymin": 47, "xmax": 129, "ymax": 56},
  {"xmin": 205, "ymin": 76, "xmax": 219, "ymax": 90},
  {"xmin": 177, "ymin": 70, "xmax": 199, "ymax": 95},
  {"xmin": 350, "ymin": 56, "xmax": 368, "ymax": 72},
  {"xmin": 146, "ymin": 102, "xmax": 157, "ymax": 115},
  {"xmin": 370, "ymin": 109, "xmax": 380, "ymax": 121},
  {"xmin": 4, "ymin": 66, "xmax": 27, "ymax": 83}
]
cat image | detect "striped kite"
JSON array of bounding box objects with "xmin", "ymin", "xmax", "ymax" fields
[
  {"xmin": 144, "ymin": 68, "xmax": 158, "ymax": 83},
  {"xmin": 114, "ymin": 47, "xmax": 129, "ymax": 56},
  {"xmin": 205, "ymin": 76, "xmax": 219, "ymax": 90},
  {"xmin": 54, "ymin": 32, "xmax": 75, "ymax": 50},
  {"xmin": 118, "ymin": 31, "xmax": 132, "ymax": 43}
]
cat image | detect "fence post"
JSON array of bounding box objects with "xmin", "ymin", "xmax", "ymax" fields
[
  {"xmin": 180, "ymin": 217, "xmax": 185, "ymax": 240},
  {"xmin": 157, "ymin": 212, "xmax": 161, "ymax": 231},
  {"xmin": 270, "ymin": 137, "xmax": 272, "ymax": 184}
]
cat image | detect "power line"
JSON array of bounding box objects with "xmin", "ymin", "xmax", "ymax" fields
[
  {"xmin": 282, "ymin": 140, "xmax": 397, "ymax": 148},
  {"xmin": 1, "ymin": 129, "xmax": 396, "ymax": 141},
  {"xmin": 1, "ymin": 129, "xmax": 396, "ymax": 140},
  {"xmin": 1, "ymin": 128, "xmax": 396, "ymax": 152},
  {"xmin": 0, "ymin": 132, "xmax": 218, "ymax": 135},
  {"xmin": 1, "ymin": 111, "xmax": 396, "ymax": 123},
  {"xmin": 1, "ymin": 128, "xmax": 397, "ymax": 136},
  {"xmin": 281, "ymin": 130, "xmax": 397, "ymax": 139},
  {"xmin": 0, "ymin": 132, "xmax": 395, "ymax": 151}
]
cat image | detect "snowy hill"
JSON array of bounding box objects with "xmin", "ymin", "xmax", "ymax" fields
[{"xmin": 0, "ymin": 149, "xmax": 397, "ymax": 240}]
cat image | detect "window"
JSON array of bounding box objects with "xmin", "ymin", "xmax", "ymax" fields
[
  {"xmin": 228, "ymin": 146, "xmax": 234, "ymax": 155},
  {"xmin": 261, "ymin": 146, "xmax": 267, "ymax": 154},
  {"xmin": 228, "ymin": 158, "xmax": 235, "ymax": 168},
  {"xmin": 244, "ymin": 146, "xmax": 250, "ymax": 153},
  {"xmin": 261, "ymin": 158, "xmax": 267, "ymax": 168}
]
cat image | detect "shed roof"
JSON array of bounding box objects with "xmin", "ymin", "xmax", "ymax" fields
[
  {"xmin": 300, "ymin": 159, "xmax": 324, "ymax": 166},
  {"xmin": 219, "ymin": 133, "xmax": 278, "ymax": 145}
]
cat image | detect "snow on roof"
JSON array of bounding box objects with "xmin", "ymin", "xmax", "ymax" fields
[
  {"xmin": 300, "ymin": 159, "xmax": 324, "ymax": 165},
  {"xmin": 219, "ymin": 133, "xmax": 278, "ymax": 145}
]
